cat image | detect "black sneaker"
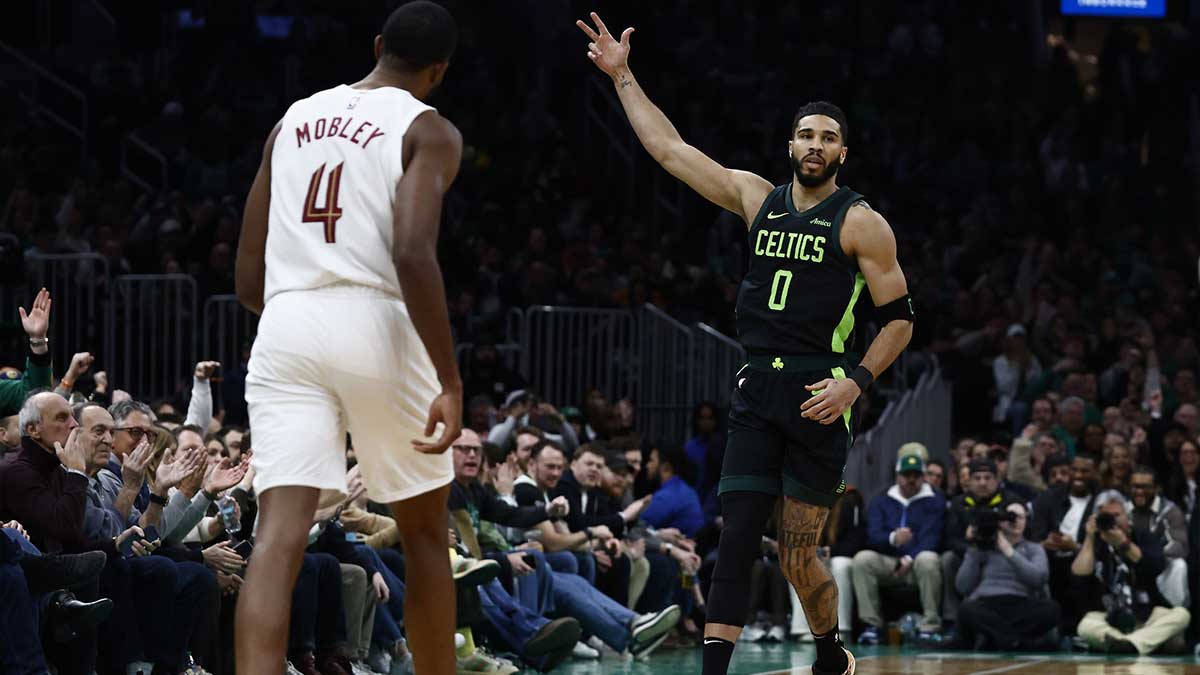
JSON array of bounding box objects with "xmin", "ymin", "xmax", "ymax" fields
[
  {"xmin": 45, "ymin": 590, "xmax": 114, "ymax": 643},
  {"xmin": 525, "ymin": 617, "xmax": 582, "ymax": 658},
  {"xmin": 812, "ymin": 646, "xmax": 855, "ymax": 675},
  {"xmin": 20, "ymin": 550, "xmax": 107, "ymax": 593}
]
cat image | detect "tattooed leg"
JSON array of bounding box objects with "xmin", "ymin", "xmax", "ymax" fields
[{"xmin": 777, "ymin": 496, "xmax": 838, "ymax": 634}]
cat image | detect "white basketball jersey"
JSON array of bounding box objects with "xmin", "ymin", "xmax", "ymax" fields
[{"xmin": 264, "ymin": 84, "xmax": 434, "ymax": 304}]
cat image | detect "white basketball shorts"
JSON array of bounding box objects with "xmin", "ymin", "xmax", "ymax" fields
[{"xmin": 246, "ymin": 283, "xmax": 453, "ymax": 503}]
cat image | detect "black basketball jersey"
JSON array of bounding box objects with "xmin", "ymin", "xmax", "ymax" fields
[{"xmin": 735, "ymin": 184, "xmax": 867, "ymax": 357}]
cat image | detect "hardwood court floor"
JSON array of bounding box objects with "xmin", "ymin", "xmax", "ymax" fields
[{"xmin": 550, "ymin": 642, "xmax": 1200, "ymax": 675}]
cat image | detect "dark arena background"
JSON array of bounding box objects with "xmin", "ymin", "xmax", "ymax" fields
[{"xmin": 2, "ymin": 1, "xmax": 1200, "ymax": 674}]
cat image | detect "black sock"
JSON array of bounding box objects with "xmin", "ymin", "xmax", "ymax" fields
[
  {"xmin": 812, "ymin": 627, "xmax": 849, "ymax": 674},
  {"xmin": 702, "ymin": 637, "xmax": 736, "ymax": 675}
]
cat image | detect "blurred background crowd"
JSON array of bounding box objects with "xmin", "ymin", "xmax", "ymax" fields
[{"xmin": 1, "ymin": 1, "xmax": 1199, "ymax": 674}]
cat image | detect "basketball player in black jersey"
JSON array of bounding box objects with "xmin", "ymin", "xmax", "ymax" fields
[{"xmin": 578, "ymin": 13, "xmax": 914, "ymax": 675}]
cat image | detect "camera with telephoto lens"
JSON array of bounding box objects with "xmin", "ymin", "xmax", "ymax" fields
[{"xmin": 969, "ymin": 507, "xmax": 1017, "ymax": 551}]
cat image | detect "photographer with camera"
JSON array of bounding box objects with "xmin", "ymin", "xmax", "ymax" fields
[
  {"xmin": 939, "ymin": 458, "xmax": 1022, "ymax": 641},
  {"xmin": 954, "ymin": 501, "xmax": 1058, "ymax": 650},
  {"xmin": 1071, "ymin": 490, "xmax": 1190, "ymax": 654}
]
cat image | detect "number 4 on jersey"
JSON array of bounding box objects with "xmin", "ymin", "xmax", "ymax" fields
[{"xmin": 303, "ymin": 162, "xmax": 345, "ymax": 243}]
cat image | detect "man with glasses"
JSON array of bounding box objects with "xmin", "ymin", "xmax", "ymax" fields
[
  {"xmin": 1129, "ymin": 466, "xmax": 1189, "ymax": 608},
  {"xmin": 954, "ymin": 501, "xmax": 1059, "ymax": 650}
]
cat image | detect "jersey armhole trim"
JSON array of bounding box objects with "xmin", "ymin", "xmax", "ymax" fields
[
  {"xmin": 747, "ymin": 185, "xmax": 785, "ymax": 233},
  {"xmin": 829, "ymin": 191, "xmax": 864, "ymax": 272}
]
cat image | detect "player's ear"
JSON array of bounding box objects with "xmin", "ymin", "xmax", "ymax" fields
[
  {"xmin": 373, "ymin": 35, "xmax": 383, "ymax": 61},
  {"xmin": 430, "ymin": 61, "xmax": 450, "ymax": 87}
]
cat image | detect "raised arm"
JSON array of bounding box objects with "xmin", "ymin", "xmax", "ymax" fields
[
  {"xmin": 393, "ymin": 110, "xmax": 464, "ymax": 455},
  {"xmin": 576, "ymin": 12, "xmax": 771, "ymax": 226}
]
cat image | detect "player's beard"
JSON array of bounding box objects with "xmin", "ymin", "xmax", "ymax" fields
[{"xmin": 791, "ymin": 152, "xmax": 841, "ymax": 187}]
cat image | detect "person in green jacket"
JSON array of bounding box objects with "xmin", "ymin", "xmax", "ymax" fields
[{"xmin": 0, "ymin": 287, "xmax": 54, "ymax": 424}]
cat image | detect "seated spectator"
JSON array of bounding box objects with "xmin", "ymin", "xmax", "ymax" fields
[
  {"xmin": 986, "ymin": 445, "xmax": 1037, "ymax": 504},
  {"xmin": 992, "ymin": 323, "xmax": 1042, "ymax": 433},
  {"xmin": 852, "ymin": 454, "xmax": 946, "ymax": 645},
  {"xmin": 924, "ymin": 460, "xmax": 947, "ymax": 494},
  {"xmin": 1100, "ymin": 441, "xmax": 1134, "ymax": 496},
  {"xmin": 640, "ymin": 444, "xmax": 704, "ymax": 539},
  {"xmin": 1055, "ymin": 397, "xmax": 1087, "ymax": 457},
  {"xmin": 449, "ymin": 430, "xmax": 680, "ymax": 665},
  {"xmin": 941, "ymin": 458, "xmax": 1024, "ymax": 639},
  {"xmin": 1031, "ymin": 453, "xmax": 1100, "ymax": 633},
  {"xmin": 557, "ymin": 444, "xmax": 645, "ymax": 539},
  {"xmin": 1006, "ymin": 425, "xmax": 1059, "ymax": 494},
  {"xmin": 1165, "ymin": 439, "xmax": 1198, "ymax": 519},
  {"xmin": 1128, "ymin": 466, "xmax": 1189, "ymax": 608},
  {"xmin": 1, "ymin": 521, "xmax": 111, "ymax": 675},
  {"xmin": 1072, "ymin": 491, "xmax": 1191, "ymax": 654},
  {"xmin": 0, "ymin": 392, "xmax": 125, "ymax": 674},
  {"xmin": 683, "ymin": 402, "xmax": 724, "ymax": 500},
  {"xmin": 954, "ymin": 500, "xmax": 1059, "ymax": 651},
  {"xmin": 1042, "ymin": 454, "xmax": 1072, "ymax": 490}
]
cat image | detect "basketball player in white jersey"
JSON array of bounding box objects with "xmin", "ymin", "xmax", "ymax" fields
[{"xmin": 234, "ymin": 3, "xmax": 462, "ymax": 673}]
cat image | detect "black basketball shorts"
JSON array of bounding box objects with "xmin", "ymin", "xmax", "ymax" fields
[{"xmin": 719, "ymin": 354, "xmax": 853, "ymax": 507}]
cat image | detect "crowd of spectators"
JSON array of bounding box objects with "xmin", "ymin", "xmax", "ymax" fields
[{"xmin": 2, "ymin": 0, "xmax": 1200, "ymax": 673}]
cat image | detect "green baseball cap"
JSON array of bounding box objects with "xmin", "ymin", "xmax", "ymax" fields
[{"xmin": 897, "ymin": 454, "xmax": 925, "ymax": 474}]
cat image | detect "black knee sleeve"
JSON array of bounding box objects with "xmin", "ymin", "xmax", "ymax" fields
[{"xmin": 706, "ymin": 491, "xmax": 777, "ymax": 627}]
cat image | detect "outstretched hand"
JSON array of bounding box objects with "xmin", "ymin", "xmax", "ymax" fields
[
  {"xmin": 576, "ymin": 12, "xmax": 634, "ymax": 78},
  {"xmin": 19, "ymin": 288, "xmax": 51, "ymax": 340}
]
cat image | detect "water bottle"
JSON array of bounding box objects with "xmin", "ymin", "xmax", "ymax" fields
[
  {"xmin": 898, "ymin": 613, "xmax": 920, "ymax": 643},
  {"xmin": 218, "ymin": 496, "xmax": 241, "ymax": 535}
]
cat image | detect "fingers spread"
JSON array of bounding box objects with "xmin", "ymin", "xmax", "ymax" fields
[{"xmin": 575, "ymin": 19, "xmax": 600, "ymax": 41}]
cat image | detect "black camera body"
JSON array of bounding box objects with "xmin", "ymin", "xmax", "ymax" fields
[
  {"xmin": 1097, "ymin": 512, "xmax": 1117, "ymax": 531},
  {"xmin": 969, "ymin": 507, "xmax": 1017, "ymax": 551}
]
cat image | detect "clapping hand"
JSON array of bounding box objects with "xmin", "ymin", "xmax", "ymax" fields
[
  {"xmin": 155, "ymin": 447, "xmax": 205, "ymax": 492},
  {"xmin": 203, "ymin": 452, "xmax": 252, "ymax": 494}
]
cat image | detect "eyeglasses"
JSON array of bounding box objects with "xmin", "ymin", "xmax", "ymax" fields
[
  {"xmin": 114, "ymin": 427, "xmax": 157, "ymax": 441},
  {"xmin": 453, "ymin": 445, "xmax": 482, "ymax": 455}
]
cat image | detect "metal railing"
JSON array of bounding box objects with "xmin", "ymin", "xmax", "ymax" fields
[
  {"xmin": 638, "ymin": 304, "xmax": 694, "ymax": 443},
  {"xmin": 691, "ymin": 322, "xmax": 747, "ymax": 410},
  {"xmin": 843, "ymin": 356, "xmax": 952, "ymax": 501},
  {"xmin": 202, "ymin": 295, "xmax": 258, "ymax": 373},
  {"xmin": 0, "ymin": 40, "xmax": 88, "ymax": 160},
  {"xmin": 520, "ymin": 304, "xmax": 696, "ymax": 442},
  {"xmin": 121, "ymin": 133, "xmax": 169, "ymax": 195},
  {"xmin": 112, "ymin": 275, "xmax": 197, "ymax": 401}
]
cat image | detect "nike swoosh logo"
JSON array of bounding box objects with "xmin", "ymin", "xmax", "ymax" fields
[{"xmin": 766, "ymin": 211, "xmax": 787, "ymax": 219}]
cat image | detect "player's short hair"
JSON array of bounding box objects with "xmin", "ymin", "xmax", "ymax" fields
[
  {"xmin": 792, "ymin": 101, "xmax": 848, "ymax": 142},
  {"xmin": 381, "ymin": 1, "xmax": 458, "ymax": 69}
]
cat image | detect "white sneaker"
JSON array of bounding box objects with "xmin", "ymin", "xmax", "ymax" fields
[
  {"xmin": 572, "ymin": 641, "xmax": 600, "ymax": 659},
  {"xmin": 456, "ymin": 647, "xmax": 518, "ymax": 675},
  {"xmin": 740, "ymin": 624, "xmax": 767, "ymax": 642},
  {"xmin": 766, "ymin": 625, "xmax": 787, "ymax": 643},
  {"xmin": 630, "ymin": 604, "xmax": 682, "ymax": 657},
  {"xmin": 366, "ymin": 646, "xmax": 392, "ymax": 675},
  {"xmin": 351, "ymin": 661, "xmax": 384, "ymax": 675},
  {"xmin": 586, "ymin": 636, "xmax": 607, "ymax": 652}
]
